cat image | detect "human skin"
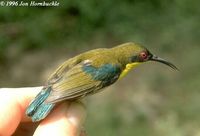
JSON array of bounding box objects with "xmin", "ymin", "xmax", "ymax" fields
[{"xmin": 0, "ymin": 87, "xmax": 86, "ymax": 136}]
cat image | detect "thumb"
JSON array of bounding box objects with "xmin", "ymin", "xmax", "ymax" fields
[
  {"xmin": 67, "ymin": 101, "xmax": 87, "ymax": 135},
  {"xmin": 34, "ymin": 101, "xmax": 86, "ymax": 136}
]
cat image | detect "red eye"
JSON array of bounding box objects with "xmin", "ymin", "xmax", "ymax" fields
[{"xmin": 139, "ymin": 52, "xmax": 148, "ymax": 60}]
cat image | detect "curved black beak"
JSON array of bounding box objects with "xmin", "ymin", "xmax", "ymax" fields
[{"xmin": 150, "ymin": 55, "xmax": 179, "ymax": 70}]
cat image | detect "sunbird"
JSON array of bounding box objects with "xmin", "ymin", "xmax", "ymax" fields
[{"xmin": 26, "ymin": 42, "xmax": 178, "ymax": 122}]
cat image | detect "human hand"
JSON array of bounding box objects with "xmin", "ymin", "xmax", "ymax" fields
[{"xmin": 0, "ymin": 87, "xmax": 86, "ymax": 136}]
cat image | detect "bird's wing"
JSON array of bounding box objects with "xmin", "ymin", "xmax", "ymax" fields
[
  {"xmin": 47, "ymin": 56, "xmax": 82, "ymax": 84},
  {"xmin": 45, "ymin": 60, "xmax": 121, "ymax": 103}
]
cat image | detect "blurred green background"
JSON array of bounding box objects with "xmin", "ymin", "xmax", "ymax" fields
[{"xmin": 0, "ymin": 0, "xmax": 200, "ymax": 135}]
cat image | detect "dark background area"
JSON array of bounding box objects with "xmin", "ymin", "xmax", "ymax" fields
[{"xmin": 0, "ymin": 0, "xmax": 200, "ymax": 135}]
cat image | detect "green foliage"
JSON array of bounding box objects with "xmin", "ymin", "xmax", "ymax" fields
[{"xmin": 0, "ymin": 0, "xmax": 199, "ymax": 51}]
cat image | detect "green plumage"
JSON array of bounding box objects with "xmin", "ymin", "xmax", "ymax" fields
[{"xmin": 26, "ymin": 42, "xmax": 178, "ymax": 121}]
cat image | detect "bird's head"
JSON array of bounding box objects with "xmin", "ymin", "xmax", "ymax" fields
[{"xmin": 113, "ymin": 42, "xmax": 178, "ymax": 78}]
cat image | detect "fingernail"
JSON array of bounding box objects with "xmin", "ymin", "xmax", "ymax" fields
[{"xmin": 67, "ymin": 101, "xmax": 86, "ymax": 128}]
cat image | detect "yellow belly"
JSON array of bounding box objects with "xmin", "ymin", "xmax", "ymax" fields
[{"xmin": 119, "ymin": 62, "xmax": 141, "ymax": 79}]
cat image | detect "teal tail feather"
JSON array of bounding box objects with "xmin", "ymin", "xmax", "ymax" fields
[{"xmin": 26, "ymin": 87, "xmax": 55, "ymax": 122}]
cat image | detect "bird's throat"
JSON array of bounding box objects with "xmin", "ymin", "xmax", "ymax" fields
[{"xmin": 119, "ymin": 62, "xmax": 141, "ymax": 79}]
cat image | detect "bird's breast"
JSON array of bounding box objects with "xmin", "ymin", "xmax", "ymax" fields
[{"xmin": 119, "ymin": 62, "xmax": 141, "ymax": 79}]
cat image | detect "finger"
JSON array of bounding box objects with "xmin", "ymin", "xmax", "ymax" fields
[
  {"xmin": 33, "ymin": 101, "xmax": 86, "ymax": 136},
  {"xmin": 0, "ymin": 87, "xmax": 42, "ymax": 136}
]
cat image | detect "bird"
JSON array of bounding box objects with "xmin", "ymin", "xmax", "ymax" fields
[{"xmin": 26, "ymin": 42, "xmax": 178, "ymax": 122}]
